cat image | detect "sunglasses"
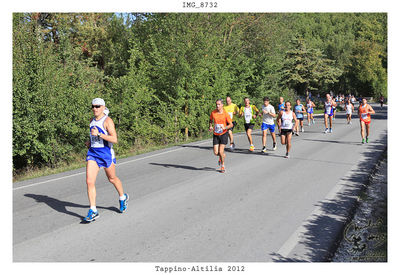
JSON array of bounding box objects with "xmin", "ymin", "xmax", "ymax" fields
[{"xmin": 92, "ymin": 105, "xmax": 102, "ymax": 109}]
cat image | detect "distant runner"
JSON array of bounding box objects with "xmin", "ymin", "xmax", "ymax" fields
[
  {"xmin": 239, "ymin": 97, "xmax": 259, "ymax": 151},
  {"xmin": 260, "ymin": 96, "xmax": 277, "ymax": 153},
  {"xmin": 223, "ymin": 96, "xmax": 239, "ymax": 151},
  {"xmin": 358, "ymin": 98, "xmax": 375, "ymax": 144},
  {"xmin": 277, "ymin": 101, "xmax": 297, "ymax": 158},
  {"xmin": 84, "ymin": 98, "xmax": 129, "ymax": 222},
  {"xmin": 344, "ymin": 98, "xmax": 354, "ymax": 125},
  {"xmin": 294, "ymin": 99, "xmax": 306, "ymax": 135},
  {"xmin": 379, "ymin": 95, "xmax": 384, "ymax": 109},
  {"xmin": 306, "ymin": 98, "xmax": 316, "ymax": 126},
  {"xmin": 323, "ymin": 93, "xmax": 337, "ymax": 133},
  {"xmin": 209, "ymin": 99, "xmax": 233, "ymax": 172},
  {"xmin": 277, "ymin": 97, "xmax": 285, "ymax": 135}
]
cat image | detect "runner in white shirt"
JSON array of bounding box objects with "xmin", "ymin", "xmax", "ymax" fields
[
  {"xmin": 277, "ymin": 101, "xmax": 297, "ymax": 158},
  {"xmin": 259, "ymin": 96, "xmax": 277, "ymax": 153},
  {"xmin": 344, "ymin": 98, "xmax": 354, "ymax": 125}
]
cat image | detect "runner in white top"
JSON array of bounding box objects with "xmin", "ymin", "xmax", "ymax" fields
[
  {"xmin": 344, "ymin": 98, "xmax": 354, "ymax": 125},
  {"xmin": 259, "ymin": 96, "xmax": 277, "ymax": 153},
  {"xmin": 306, "ymin": 97, "xmax": 316, "ymax": 126},
  {"xmin": 277, "ymin": 101, "xmax": 297, "ymax": 158},
  {"xmin": 324, "ymin": 93, "xmax": 337, "ymax": 133}
]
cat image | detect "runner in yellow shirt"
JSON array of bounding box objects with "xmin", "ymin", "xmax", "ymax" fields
[{"xmin": 223, "ymin": 96, "xmax": 239, "ymax": 151}]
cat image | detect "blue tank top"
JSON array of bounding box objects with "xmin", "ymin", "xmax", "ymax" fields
[
  {"xmin": 278, "ymin": 103, "xmax": 285, "ymax": 112},
  {"xmin": 294, "ymin": 104, "xmax": 304, "ymax": 118},
  {"xmin": 86, "ymin": 115, "xmax": 115, "ymax": 161}
]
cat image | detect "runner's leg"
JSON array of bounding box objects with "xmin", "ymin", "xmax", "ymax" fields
[
  {"xmin": 86, "ymin": 160, "xmax": 100, "ymax": 207},
  {"xmin": 104, "ymin": 163, "xmax": 124, "ymax": 197}
]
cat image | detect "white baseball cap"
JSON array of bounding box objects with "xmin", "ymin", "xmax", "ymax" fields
[{"xmin": 92, "ymin": 98, "xmax": 105, "ymax": 106}]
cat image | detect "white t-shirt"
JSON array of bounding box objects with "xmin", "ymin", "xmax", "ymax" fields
[{"xmin": 262, "ymin": 104, "xmax": 276, "ymax": 125}]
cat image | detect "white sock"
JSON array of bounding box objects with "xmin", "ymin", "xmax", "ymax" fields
[
  {"xmin": 90, "ymin": 206, "xmax": 97, "ymax": 212},
  {"xmin": 119, "ymin": 194, "xmax": 126, "ymax": 201}
]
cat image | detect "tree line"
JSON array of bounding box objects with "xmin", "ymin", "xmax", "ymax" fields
[{"xmin": 12, "ymin": 13, "xmax": 387, "ymax": 173}]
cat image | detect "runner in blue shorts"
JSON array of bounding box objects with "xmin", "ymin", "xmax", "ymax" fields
[
  {"xmin": 323, "ymin": 93, "xmax": 337, "ymax": 133},
  {"xmin": 260, "ymin": 97, "xmax": 277, "ymax": 153},
  {"xmin": 84, "ymin": 98, "xmax": 129, "ymax": 222}
]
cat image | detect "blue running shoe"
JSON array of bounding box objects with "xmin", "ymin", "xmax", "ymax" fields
[
  {"xmin": 83, "ymin": 209, "xmax": 99, "ymax": 222},
  {"xmin": 119, "ymin": 193, "xmax": 129, "ymax": 213}
]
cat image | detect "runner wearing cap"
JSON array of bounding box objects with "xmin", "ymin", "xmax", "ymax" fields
[
  {"xmin": 239, "ymin": 97, "xmax": 259, "ymax": 151},
  {"xmin": 209, "ymin": 99, "xmax": 233, "ymax": 173},
  {"xmin": 260, "ymin": 96, "xmax": 277, "ymax": 153},
  {"xmin": 358, "ymin": 98, "xmax": 375, "ymax": 144},
  {"xmin": 83, "ymin": 98, "xmax": 129, "ymax": 222},
  {"xmin": 223, "ymin": 96, "xmax": 239, "ymax": 151}
]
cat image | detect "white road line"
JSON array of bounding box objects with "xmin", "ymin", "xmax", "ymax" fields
[{"xmin": 13, "ymin": 139, "xmax": 213, "ymax": 191}]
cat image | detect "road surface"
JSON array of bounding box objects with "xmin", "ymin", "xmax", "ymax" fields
[{"xmin": 13, "ymin": 104, "xmax": 387, "ymax": 262}]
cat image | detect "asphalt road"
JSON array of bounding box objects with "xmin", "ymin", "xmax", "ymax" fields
[{"xmin": 13, "ymin": 104, "xmax": 387, "ymax": 262}]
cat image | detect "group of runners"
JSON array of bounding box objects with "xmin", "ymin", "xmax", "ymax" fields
[
  {"xmin": 209, "ymin": 93, "xmax": 376, "ymax": 172},
  {"xmin": 82, "ymin": 94, "xmax": 376, "ymax": 222}
]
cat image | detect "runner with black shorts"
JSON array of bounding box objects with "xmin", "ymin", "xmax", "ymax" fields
[
  {"xmin": 239, "ymin": 97, "xmax": 259, "ymax": 151},
  {"xmin": 209, "ymin": 99, "xmax": 233, "ymax": 173},
  {"xmin": 277, "ymin": 101, "xmax": 297, "ymax": 158}
]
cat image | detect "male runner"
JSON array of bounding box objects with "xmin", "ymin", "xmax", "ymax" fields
[
  {"xmin": 260, "ymin": 96, "xmax": 277, "ymax": 153},
  {"xmin": 239, "ymin": 97, "xmax": 259, "ymax": 151},
  {"xmin": 306, "ymin": 97, "xmax": 315, "ymax": 126},
  {"xmin": 323, "ymin": 93, "xmax": 337, "ymax": 133},
  {"xmin": 294, "ymin": 99, "xmax": 306, "ymax": 135},
  {"xmin": 358, "ymin": 98, "xmax": 375, "ymax": 144},
  {"xmin": 223, "ymin": 96, "xmax": 239, "ymax": 151},
  {"xmin": 277, "ymin": 101, "xmax": 297, "ymax": 158},
  {"xmin": 84, "ymin": 98, "xmax": 129, "ymax": 222},
  {"xmin": 209, "ymin": 99, "xmax": 233, "ymax": 173}
]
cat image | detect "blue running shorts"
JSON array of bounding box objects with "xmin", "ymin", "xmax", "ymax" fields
[{"xmin": 261, "ymin": 123, "xmax": 275, "ymax": 133}]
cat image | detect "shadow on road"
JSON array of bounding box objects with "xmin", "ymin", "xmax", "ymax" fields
[
  {"xmin": 271, "ymin": 130, "xmax": 387, "ymax": 262},
  {"xmin": 24, "ymin": 194, "xmax": 120, "ymax": 220},
  {"xmin": 149, "ymin": 162, "xmax": 216, "ymax": 172}
]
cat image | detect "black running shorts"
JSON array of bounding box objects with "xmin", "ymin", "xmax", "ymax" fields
[
  {"xmin": 280, "ymin": 129, "xmax": 293, "ymax": 135},
  {"xmin": 244, "ymin": 123, "xmax": 254, "ymax": 132},
  {"xmin": 213, "ymin": 132, "xmax": 229, "ymax": 145}
]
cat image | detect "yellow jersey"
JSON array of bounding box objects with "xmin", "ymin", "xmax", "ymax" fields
[{"xmin": 223, "ymin": 103, "xmax": 239, "ymax": 122}]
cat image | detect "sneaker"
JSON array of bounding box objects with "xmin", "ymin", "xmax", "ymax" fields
[
  {"xmin": 231, "ymin": 143, "xmax": 236, "ymax": 150},
  {"xmin": 324, "ymin": 128, "xmax": 329, "ymax": 134},
  {"xmin": 350, "ymin": 121, "xmax": 352, "ymax": 125},
  {"xmin": 262, "ymin": 146, "xmax": 267, "ymax": 153},
  {"xmin": 308, "ymin": 122, "xmax": 311, "ymax": 126},
  {"xmin": 249, "ymin": 145, "xmax": 255, "ymax": 151},
  {"xmin": 362, "ymin": 139, "xmax": 365, "ymax": 144},
  {"xmin": 366, "ymin": 137, "xmax": 369, "ymax": 143},
  {"xmin": 285, "ymin": 153, "xmax": 290, "ymax": 158},
  {"xmin": 119, "ymin": 193, "xmax": 129, "ymax": 213},
  {"xmin": 83, "ymin": 209, "xmax": 99, "ymax": 222},
  {"xmin": 329, "ymin": 128, "xmax": 332, "ymax": 133},
  {"xmin": 273, "ymin": 143, "xmax": 277, "ymax": 151},
  {"xmin": 312, "ymin": 119, "xmax": 315, "ymax": 124},
  {"xmin": 220, "ymin": 165, "xmax": 225, "ymax": 173},
  {"xmin": 301, "ymin": 127, "xmax": 304, "ymax": 132},
  {"xmin": 295, "ymin": 132, "xmax": 299, "ymax": 136}
]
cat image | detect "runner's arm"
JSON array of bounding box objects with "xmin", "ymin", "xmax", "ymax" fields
[
  {"xmin": 368, "ymin": 105, "xmax": 375, "ymax": 115},
  {"xmin": 101, "ymin": 117, "xmax": 118, "ymax": 144}
]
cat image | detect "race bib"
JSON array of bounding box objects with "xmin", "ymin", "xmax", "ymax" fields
[
  {"xmin": 90, "ymin": 135, "xmax": 104, "ymax": 148},
  {"xmin": 361, "ymin": 113, "xmax": 368, "ymax": 119},
  {"xmin": 244, "ymin": 113, "xmax": 252, "ymax": 123},
  {"xmin": 326, "ymin": 107, "xmax": 331, "ymax": 113},
  {"xmin": 214, "ymin": 124, "xmax": 224, "ymax": 134},
  {"xmin": 282, "ymin": 119, "xmax": 291, "ymax": 127}
]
